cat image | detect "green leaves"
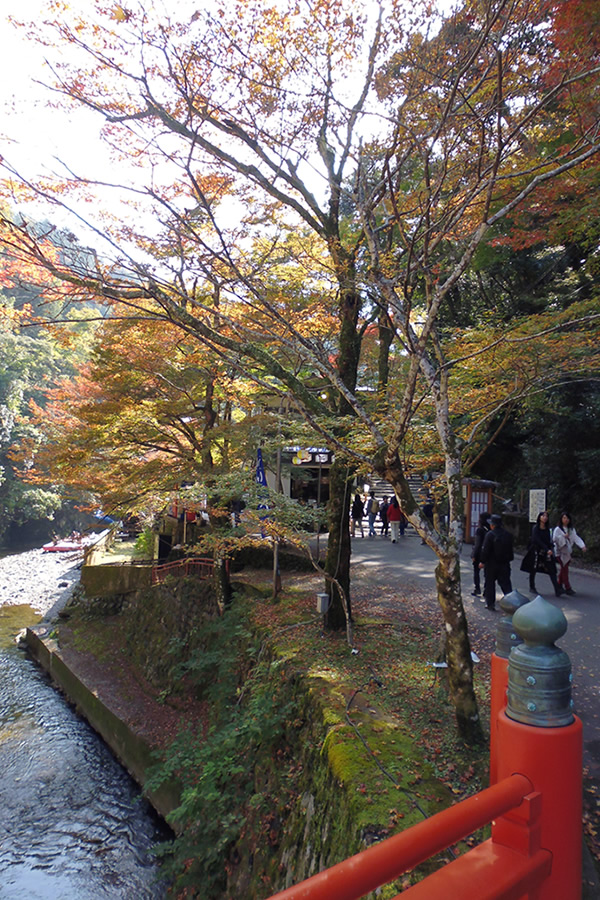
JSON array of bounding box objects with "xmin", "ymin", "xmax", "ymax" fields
[{"xmin": 147, "ymin": 596, "xmax": 302, "ymax": 898}]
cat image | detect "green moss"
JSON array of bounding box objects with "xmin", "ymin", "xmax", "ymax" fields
[
  {"xmin": 0, "ymin": 604, "xmax": 40, "ymax": 647},
  {"xmin": 68, "ymin": 619, "xmax": 115, "ymax": 662},
  {"xmin": 324, "ymin": 725, "xmax": 367, "ymax": 780},
  {"xmin": 53, "ymin": 574, "xmax": 488, "ymax": 898}
]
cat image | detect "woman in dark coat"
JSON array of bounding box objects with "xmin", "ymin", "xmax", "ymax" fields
[
  {"xmin": 524, "ymin": 510, "xmax": 563, "ymax": 597},
  {"xmin": 471, "ymin": 511, "xmax": 491, "ymax": 597},
  {"xmin": 379, "ymin": 497, "xmax": 390, "ymax": 536},
  {"xmin": 351, "ymin": 493, "xmax": 365, "ymax": 538}
]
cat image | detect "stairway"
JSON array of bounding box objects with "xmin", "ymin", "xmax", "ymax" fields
[{"xmin": 361, "ymin": 474, "xmax": 425, "ymax": 502}]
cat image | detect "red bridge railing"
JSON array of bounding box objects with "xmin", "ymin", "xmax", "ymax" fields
[
  {"xmin": 267, "ymin": 593, "xmax": 583, "ymax": 900},
  {"xmin": 151, "ymin": 557, "xmax": 214, "ymax": 584},
  {"xmin": 269, "ymin": 772, "xmax": 551, "ymax": 900}
]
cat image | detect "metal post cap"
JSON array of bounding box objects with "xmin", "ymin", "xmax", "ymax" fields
[
  {"xmin": 495, "ymin": 589, "xmax": 531, "ymax": 659},
  {"xmin": 499, "ymin": 589, "xmax": 530, "ymax": 617},
  {"xmin": 507, "ymin": 595, "xmax": 574, "ymax": 727},
  {"xmin": 512, "ymin": 594, "xmax": 568, "ymax": 645}
]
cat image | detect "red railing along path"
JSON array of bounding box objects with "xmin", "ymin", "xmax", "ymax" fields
[
  {"xmin": 151, "ymin": 557, "xmax": 214, "ymax": 584},
  {"xmin": 269, "ymin": 774, "xmax": 552, "ymax": 900}
]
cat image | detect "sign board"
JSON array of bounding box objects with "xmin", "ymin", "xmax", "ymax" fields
[
  {"xmin": 291, "ymin": 448, "xmax": 333, "ymax": 466},
  {"xmin": 529, "ymin": 489, "xmax": 547, "ymax": 523}
]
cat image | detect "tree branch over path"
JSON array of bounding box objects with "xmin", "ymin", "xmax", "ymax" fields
[{"xmin": 2, "ymin": 0, "xmax": 600, "ymax": 743}]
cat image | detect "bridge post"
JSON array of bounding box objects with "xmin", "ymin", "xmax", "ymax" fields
[
  {"xmin": 489, "ymin": 588, "xmax": 530, "ymax": 785},
  {"xmin": 495, "ymin": 594, "xmax": 582, "ymax": 900}
]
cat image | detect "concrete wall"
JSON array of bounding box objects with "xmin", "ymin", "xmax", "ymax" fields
[
  {"xmin": 81, "ymin": 563, "xmax": 153, "ymax": 597},
  {"xmin": 25, "ymin": 624, "xmax": 180, "ymax": 825},
  {"xmin": 82, "ymin": 528, "xmax": 114, "ymax": 567}
]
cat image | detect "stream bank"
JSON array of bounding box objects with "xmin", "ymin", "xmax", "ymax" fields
[
  {"xmin": 4, "ymin": 546, "xmax": 598, "ymax": 897},
  {"xmin": 0, "ymin": 564, "xmax": 170, "ymax": 899},
  {"xmin": 26, "ymin": 565, "xmax": 489, "ymax": 898}
]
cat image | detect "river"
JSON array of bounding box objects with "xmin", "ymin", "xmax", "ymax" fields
[{"xmin": 0, "ymin": 577, "xmax": 170, "ymax": 897}]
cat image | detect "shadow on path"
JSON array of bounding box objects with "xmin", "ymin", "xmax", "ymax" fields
[{"xmin": 348, "ymin": 526, "xmax": 600, "ymax": 889}]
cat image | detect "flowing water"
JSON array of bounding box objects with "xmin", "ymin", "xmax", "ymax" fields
[{"xmin": 0, "ymin": 604, "xmax": 170, "ymax": 899}]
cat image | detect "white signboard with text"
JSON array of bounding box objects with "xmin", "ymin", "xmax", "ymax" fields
[{"xmin": 529, "ymin": 489, "xmax": 547, "ymax": 523}]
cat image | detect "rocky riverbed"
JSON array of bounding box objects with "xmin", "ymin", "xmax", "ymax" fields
[{"xmin": 0, "ymin": 548, "xmax": 82, "ymax": 619}]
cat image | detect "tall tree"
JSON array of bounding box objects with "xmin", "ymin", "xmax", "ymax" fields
[
  {"xmin": 21, "ymin": 315, "xmax": 241, "ymax": 510},
  {"xmin": 4, "ymin": 0, "xmax": 395, "ymax": 627},
  {"xmin": 352, "ymin": 0, "xmax": 600, "ymax": 734},
  {"xmin": 2, "ymin": 0, "xmax": 600, "ymax": 738}
]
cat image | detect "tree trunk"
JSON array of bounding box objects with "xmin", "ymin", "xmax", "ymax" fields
[
  {"xmin": 322, "ymin": 251, "xmax": 361, "ymax": 631},
  {"xmin": 214, "ymin": 556, "xmax": 232, "ymax": 615},
  {"xmin": 207, "ymin": 490, "xmax": 232, "ymax": 615},
  {"xmin": 377, "ymin": 309, "xmax": 394, "ymax": 413},
  {"xmin": 324, "ymin": 459, "xmax": 352, "ymax": 630},
  {"xmin": 434, "ymin": 551, "xmax": 483, "ymax": 743}
]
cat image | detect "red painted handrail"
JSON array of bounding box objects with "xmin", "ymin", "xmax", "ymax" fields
[
  {"xmin": 389, "ymin": 840, "xmax": 551, "ymax": 899},
  {"xmin": 151, "ymin": 557, "xmax": 214, "ymax": 584},
  {"xmin": 269, "ymin": 773, "xmax": 533, "ymax": 900}
]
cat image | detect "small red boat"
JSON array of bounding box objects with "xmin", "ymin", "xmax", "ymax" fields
[
  {"xmin": 42, "ymin": 538, "xmax": 88, "ymax": 553},
  {"xmin": 42, "ymin": 529, "xmax": 109, "ymax": 553}
]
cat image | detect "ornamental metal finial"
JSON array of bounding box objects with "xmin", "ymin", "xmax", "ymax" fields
[
  {"xmin": 495, "ymin": 589, "xmax": 531, "ymax": 660},
  {"xmin": 506, "ymin": 595, "xmax": 573, "ymax": 727}
]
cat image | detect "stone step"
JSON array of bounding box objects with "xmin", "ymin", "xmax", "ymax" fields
[{"xmin": 360, "ymin": 474, "xmax": 425, "ymax": 502}]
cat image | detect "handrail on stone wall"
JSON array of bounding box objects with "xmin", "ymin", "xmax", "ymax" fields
[
  {"xmin": 268, "ymin": 773, "xmax": 547, "ymax": 900},
  {"xmin": 151, "ymin": 557, "xmax": 214, "ymax": 584}
]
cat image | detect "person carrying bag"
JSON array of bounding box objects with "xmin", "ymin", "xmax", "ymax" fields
[
  {"xmin": 552, "ymin": 511, "xmax": 586, "ymax": 596},
  {"xmin": 520, "ymin": 510, "xmax": 563, "ymax": 597}
]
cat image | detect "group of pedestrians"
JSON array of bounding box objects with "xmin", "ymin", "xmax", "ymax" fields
[
  {"xmin": 351, "ymin": 491, "xmax": 407, "ymax": 543},
  {"xmin": 521, "ymin": 510, "xmax": 587, "ymax": 597},
  {"xmin": 471, "ymin": 507, "xmax": 586, "ymax": 610}
]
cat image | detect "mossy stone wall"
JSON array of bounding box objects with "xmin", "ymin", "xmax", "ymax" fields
[{"xmin": 28, "ymin": 580, "xmax": 416, "ymax": 898}]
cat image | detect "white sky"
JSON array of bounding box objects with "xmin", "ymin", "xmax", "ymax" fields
[
  {"xmin": 0, "ymin": 1, "xmax": 118, "ymax": 242},
  {"xmin": 1, "ymin": 3, "xmax": 101, "ymax": 173},
  {"xmin": 0, "ymin": 0, "xmax": 452, "ymax": 247}
]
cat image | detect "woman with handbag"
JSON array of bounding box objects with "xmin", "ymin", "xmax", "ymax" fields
[
  {"xmin": 520, "ymin": 510, "xmax": 564, "ymax": 597},
  {"xmin": 552, "ymin": 511, "xmax": 586, "ymax": 596}
]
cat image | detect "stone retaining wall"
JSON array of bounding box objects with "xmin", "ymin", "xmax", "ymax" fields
[
  {"xmin": 80, "ymin": 562, "xmax": 154, "ymax": 596},
  {"xmin": 25, "ymin": 623, "xmax": 180, "ymax": 825}
]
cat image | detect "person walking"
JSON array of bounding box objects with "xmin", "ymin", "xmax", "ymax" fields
[
  {"xmin": 522, "ymin": 510, "xmax": 563, "ymax": 597},
  {"xmin": 379, "ymin": 497, "xmax": 390, "ymax": 537},
  {"xmin": 553, "ymin": 511, "xmax": 587, "ymax": 596},
  {"xmin": 351, "ymin": 492, "xmax": 365, "ymax": 538},
  {"xmin": 479, "ymin": 513, "xmax": 514, "ymax": 610},
  {"xmin": 471, "ymin": 510, "xmax": 491, "ymax": 598},
  {"xmin": 367, "ymin": 492, "xmax": 379, "ymax": 537},
  {"xmin": 387, "ymin": 497, "xmax": 403, "ymax": 543}
]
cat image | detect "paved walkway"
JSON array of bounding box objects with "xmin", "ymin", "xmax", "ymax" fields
[
  {"xmin": 349, "ymin": 526, "xmax": 600, "ymax": 783},
  {"xmin": 349, "ymin": 526, "xmax": 600, "ymax": 891}
]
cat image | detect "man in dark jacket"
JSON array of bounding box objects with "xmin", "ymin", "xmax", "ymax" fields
[
  {"xmin": 471, "ymin": 510, "xmax": 491, "ymax": 597},
  {"xmin": 479, "ymin": 513, "xmax": 514, "ymax": 610}
]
